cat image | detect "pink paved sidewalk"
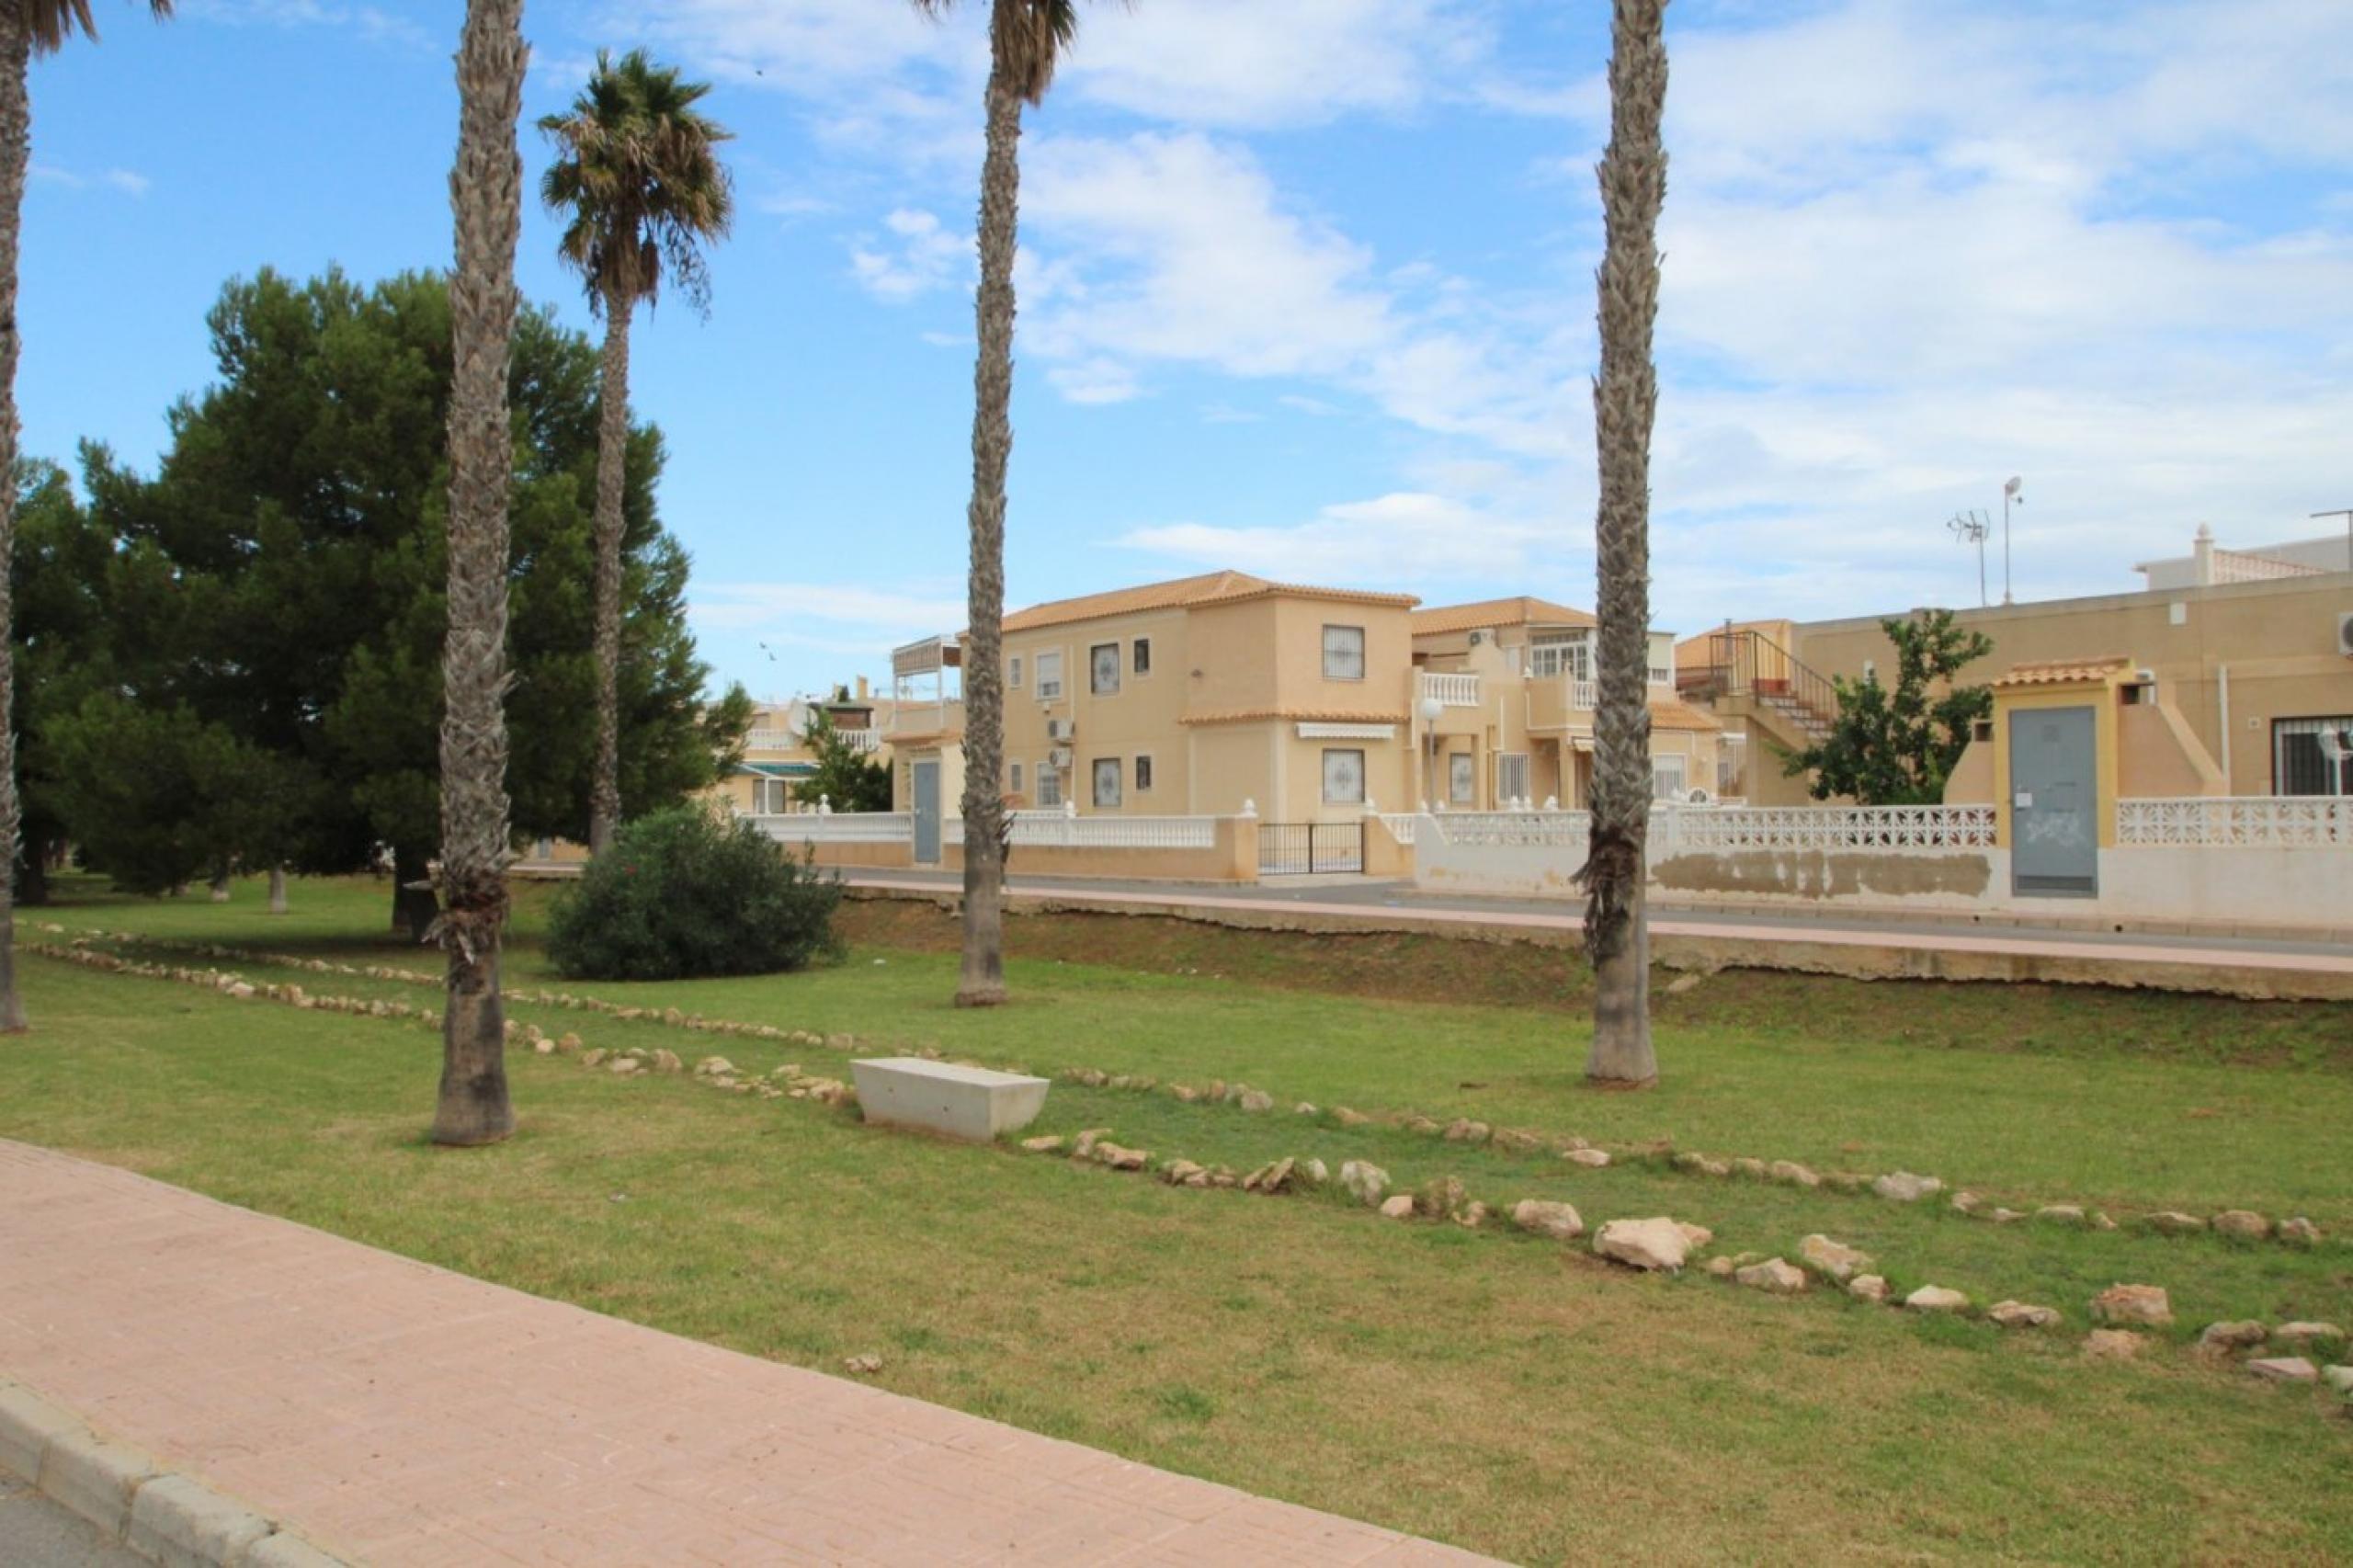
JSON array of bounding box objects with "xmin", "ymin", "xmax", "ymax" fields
[{"xmin": 0, "ymin": 1142, "xmax": 1495, "ymax": 1567}]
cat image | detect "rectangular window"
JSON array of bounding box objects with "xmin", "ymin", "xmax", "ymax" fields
[
  {"xmin": 1322, "ymin": 748, "xmax": 1366, "ymax": 805},
  {"xmin": 1009, "ymin": 761, "xmax": 1025, "ymax": 796},
  {"xmin": 1653, "ymin": 756, "xmax": 1689, "ymax": 801},
  {"xmin": 2274, "ymin": 716, "xmax": 2353, "ymax": 796},
  {"xmin": 1089, "ymin": 642, "xmax": 1121, "ymax": 696},
  {"xmin": 1093, "ymin": 756, "xmax": 1122, "ymax": 808},
  {"xmin": 1132, "ymin": 637, "xmax": 1153, "ymax": 676},
  {"xmin": 1322, "ymin": 624, "xmax": 1366, "ymax": 681},
  {"xmin": 1008, "ymin": 654, "xmax": 1024, "ymax": 689},
  {"xmin": 1036, "ymin": 767, "xmax": 1063, "ymax": 807},
  {"xmin": 1134, "ymin": 755, "xmax": 1154, "ymax": 792},
  {"xmin": 1529, "ymin": 632, "xmax": 1585, "ymax": 678},
  {"xmin": 1498, "ymin": 753, "xmax": 1529, "ymax": 803},
  {"xmin": 1449, "ymin": 752, "xmax": 1474, "ymax": 805},
  {"xmin": 1035, "ymin": 650, "xmax": 1063, "ymax": 700}
]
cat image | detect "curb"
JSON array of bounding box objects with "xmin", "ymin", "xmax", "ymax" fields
[{"xmin": 0, "ymin": 1377, "xmax": 348, "ymax": 1567}]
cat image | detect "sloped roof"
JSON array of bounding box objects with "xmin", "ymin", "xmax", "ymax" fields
[
  {"xmin": 999, "ymin": 570, "xmax": 1417, "ymax": 634},
  {"xmin": 1649, "ymin": 697, "xmax": 1723, "ymax": 733},
  {"xmin": 1178, "ymin": 706, "xmax": 1409, "ymax": 727},
  {"xmin": 1411, "ymin": 596, "xmax": 1597, "ymax": 636},
  {"xmin": 1991, "ymin": 656, "xmax": 2131, "ymax": 689}
]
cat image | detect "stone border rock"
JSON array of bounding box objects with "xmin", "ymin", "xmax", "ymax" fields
[
  {"xmin": 0, "ymin": 1377, "xmax": 346, "ymax": 1566},
  {"xmin": 54, "ymin": 924, "xmax": 2336, "ymax": 1256}
]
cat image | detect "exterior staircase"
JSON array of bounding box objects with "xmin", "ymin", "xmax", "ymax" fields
[{"xmin": 1678, "ymin": 628, "xmax": 1841, "ymax": 750}]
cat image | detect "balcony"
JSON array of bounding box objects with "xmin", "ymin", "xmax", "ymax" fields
[
  {"xmin": 1416, "ymin": 670, "xmax": 1481, "ymax": 708},
  {"xmin": 1529, "ymin": 672, "xmax": 1598, "ymax": 732}
]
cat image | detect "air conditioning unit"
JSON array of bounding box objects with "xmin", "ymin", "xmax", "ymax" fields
[
  {"xmin": 1046, "ymin": 718, "xmax": 1075, "ymax": 741},
  {"xmin": 1468, "ymin": 631, "xmax": 1486, "ymax": 646},
  {"xmin": 2336, "ymin": 611, "xmax": 2353, "ymax": 657},
  {"xmin": 1048, "ymin": 746, "xmax": 1073, "ymax": 769}
]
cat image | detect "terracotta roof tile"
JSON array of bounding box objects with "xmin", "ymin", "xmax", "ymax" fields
[
  {"xmin": 1411, "ymin": 596, "xmax": 1597, "ymax": 636},
  {"xmin": 1178, "ymin": 707, "xmax": 1409, "ymax": 727},
  {"xmin": 999, "ymin": 570, "xmax": 1417, "ymax": 634},
  {"xmin": 1991, "ymin": 656, "xmax": 2131, "ymax": 688},
  {"xmin": 1648, "ymin": 696, "xmax": 1722, "ymax": 733}
]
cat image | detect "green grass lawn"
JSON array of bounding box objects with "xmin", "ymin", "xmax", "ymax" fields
[{"xmin": 6, "ymin": 873, "xmax": 2350, "ymax": 1563}]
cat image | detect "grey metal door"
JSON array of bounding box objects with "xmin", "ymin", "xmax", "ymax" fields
[
  {"xmin": 912, "ymin": 760, "xmax": 941, "ymax": 866},
  {"xmin": 2010, "ymin": 706, "xmax": 2097, "ymax": 896}
]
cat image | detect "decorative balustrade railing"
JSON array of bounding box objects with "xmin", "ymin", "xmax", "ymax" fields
[
  {"xmin": 1416, "ymin": 671, "xmax": 1482, "ymax": 708},
  {"xmin": 1376, "ymin": 814, "xmax": 1418, "ymax": 846},
  {"xmin": 2114, "ymin": 796, "xmax": 2350, "ymax": 847},
  {"xmin": 1422, "ymin": 803, "xmax": 1996, "ymax": 852},
  {"xmin": 1663, "ymin": 803, "xmax": 1995, "ymax": 852},
  {"xmin": 1567, "ymin": 677, "xmax": 1597, "ymax": 711},
  {"xmin": 948, "ymin": 812, "xmax": 1220, "ymax": 850},
  {"xmin": 749, "ymin": 812, "xmax": 912, "ymax": 844}
]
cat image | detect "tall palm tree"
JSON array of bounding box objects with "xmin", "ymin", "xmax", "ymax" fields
[
  {"xmin": 539, "ymin": 50, "xmax": 732, "ymax": 858},
  {"xmin": 914, "ymin": 0, "xmax": 1105, "ymax": 1008},
  {"xmin": 1578, "ymin": 0, "xmax": 1668, "ymax": 1086},
  {"xmin": 432, "ymin": 0, "xmax": 527, "ymax": 1146},
  {"xmin": 0, "ymin": 0, "xmax": 175, "ymax": 1034}
]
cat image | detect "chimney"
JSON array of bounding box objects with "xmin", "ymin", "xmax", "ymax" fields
[
  {"xmin": 2191, "ymin": 523, "xmax": 2214, "ymax": 586},
  {"xmin": 855, "ymin": 675, "xmax": 870, "ymax": 701}
]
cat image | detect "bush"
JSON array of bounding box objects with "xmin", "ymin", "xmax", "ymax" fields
[{"xmin": 547, "ymin": 806, "xmax": 845, "ymax": 981}]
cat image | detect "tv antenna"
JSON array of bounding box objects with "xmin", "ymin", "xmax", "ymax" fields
[
  {"xmin": 1946, "ymin": 510, "xmax": 1991, "ymax": 607},
  {"xmin": 2001, "ymin": 476, "xmax": 2024, "ymax": 604}
]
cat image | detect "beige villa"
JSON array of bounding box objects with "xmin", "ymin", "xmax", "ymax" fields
[
  {"xmin": 1677, "ymin": 523, "xmax": 2353, "ymax": 820},
  {"xmin": 707, "ymin": 685, "xmax": 889, "ymax": 818},
  {"xmin": 881, "ymin": 571, "xmax": 1720, "ymax": 845}
]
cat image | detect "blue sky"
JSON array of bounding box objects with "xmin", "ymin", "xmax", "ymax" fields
[{"xmin": 23, "ymin": 0, "xmax": 2353, "ymax": 701}]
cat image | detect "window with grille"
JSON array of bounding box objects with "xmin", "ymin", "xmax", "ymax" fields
[
  {"xmin": 1008, "ymin": 654, "xmax": 1023, "ymax": 688},
  {"xmin": 1498, "ymin": 753, "xmax": 1529, "ymax": 801},
  {"xmin": 1652, "ymin": 756, "xmax": 1688, "ymax": 801},
  {"xmin": 1093, "ymin": 756, "xmax": 1122, "ymax": 808},
  {"xmin": 1322, "ymin": 624, "xmax": 1366, "ymax": 681},
  {"xmin": 1134, "ymin": 755, "xmax": 1154, "ymax": 792},
  {"xmin": 1036, "ymin": 766, "xmax": 1063, "ymax": 807},
  {"xmin": 1449, "ymin": 752, "xmax": 1474, "ymax": 804},
  {"xmin": 1322, "ymin": 748, "xmax": 1366, "ymax": 804},
  {"xmin": 1132, "ymin": 638, "xmax": 1152, "ymax": 676},
  {"xmin": 1090, "ymin": 642, "xmax": 1121, "ymax": 696},
  {"xmin": 2274, "ymin": 716, "xmax": 2353, "ymax": 795},
  {"xmin": 1009, "ymin": 761, "xmax": 1025, "ymax": 796}
]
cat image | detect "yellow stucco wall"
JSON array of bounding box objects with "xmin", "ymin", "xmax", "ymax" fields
[{"xmin": 1789, "ymin": 574, "xmax": 2352, "ymax": 796}]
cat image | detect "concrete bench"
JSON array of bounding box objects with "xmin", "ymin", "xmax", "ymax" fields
[{"xmin": 850, "ymin": 1058, "xmax": 1049, "ymax": 1142}]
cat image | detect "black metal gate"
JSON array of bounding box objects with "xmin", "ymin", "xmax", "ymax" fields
[{"xmin": 1258, "ymin": 821, "xmax": 1364, "ymax": 876}]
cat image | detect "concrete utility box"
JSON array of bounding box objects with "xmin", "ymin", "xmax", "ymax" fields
[{"xmin": 851, "ymin": 1058, "xmax": 1049, "ymax": 1142}]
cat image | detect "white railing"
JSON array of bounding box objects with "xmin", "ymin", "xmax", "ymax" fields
[
  {"xmin": 1567, "ymin": 677, "xmax": 1597, "ymax": 710},
  {"xmin": 1664, "ymin": 803, "xmax": 1995, "ymax": 852},
  {"xmin": 949, "ymin": 811, "xmax": 1219, "ymax": 850},
  {"xmin": 1376, "ymin": 813, "xmax": 1418, "ymax": 845},
  {"xmin": 744, "ymin": 729, "xmax": 801, "ymax": 752},
  {"xmin": 2115, "ymin": 796, "xmax": 2351, "ymax": 847},
  {"xmin": 750, "ymin": 812, "xmax": 911, "ymax": 844},
  {"xmin": 1424, "ymin": 802, "xmax": 1997, "ymax": 852},
  {"xmin": 837, "ymin": 728, "xmax": 881, "ymax": 754},
  {"xmin": 1417, "ymin": 671, "xmax": 1481, "ymax": 708}
]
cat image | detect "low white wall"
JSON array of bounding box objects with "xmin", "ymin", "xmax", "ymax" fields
[{"xmin": 1413, "ymin": 814, "xmax": 2353, "ymax": 933}]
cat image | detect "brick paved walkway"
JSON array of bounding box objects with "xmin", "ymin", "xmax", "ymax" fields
[{"xmin": 0, "ymin": 1142, "xmax": 1494, "ymax": 1566}]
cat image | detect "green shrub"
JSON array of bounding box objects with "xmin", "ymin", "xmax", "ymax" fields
[{"xmin": 547, "ymin": 806, "xmax": 845, "ymax": 981}]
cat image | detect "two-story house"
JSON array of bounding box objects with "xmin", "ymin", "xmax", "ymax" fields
[{"xmin": 1411, "ymin": 597, "xmax": 1723, "ymax": 808}]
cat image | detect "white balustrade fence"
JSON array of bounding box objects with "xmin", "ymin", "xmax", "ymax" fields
[
  {"xmin": 949, "ymin": 812, "xmax": 1220, "ymax": 850},
  {"xmin": 2115, "ymin": 796, "xmax": 2351, "ymax": 847},
  {"xmin": 1416, "ymin": 671, "xmax": 1482, "ymax": 708},
  {"xmin": 750, "ymin": 812, "xmax": 912, "ymax": 844},
  {"xmin": 1376, "ymin": 813, "xmax": 1419, "ymax": 846},
  {"xmin": 1422, "ymin": 803, "xmax": 1996, "ymax": 853}
]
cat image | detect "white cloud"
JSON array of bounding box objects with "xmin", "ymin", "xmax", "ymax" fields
[
  {"xmin": 692, "ymin": 582, "xmax": 969, "ymax": 635},
  {"xmin": 30, "ymin": 164, "xmax": 150, "ymax": 198},
  {"xmin": 1122, "ymin": 491, "xmax": 1549, "ymax": 585},
  {"xmin": 849, "ymin": 208, "xmax": 967, "ymax": 302}
]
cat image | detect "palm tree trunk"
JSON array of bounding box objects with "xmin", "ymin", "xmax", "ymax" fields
[
  {"xmin": 432, "ymin": 0, "xmax": 527, "ymax": 1147},
  {"xmin": 954, "ymin": 51, "xmax": 1024, "ymax": 1009},
  {"xmin": 1579, "ymin": 0, "xmax": 1668, "ymax": 1087},
  {"xmin": 267, "ymin": 865, "xmax": 289, "ymax": 915},
  {"xmin": 0, "ymin": 16, "xmax": 32, "ymax": 1035},
  {"xmin": 587, "ymin": 285, "xmax": 631, "ymax": 857}
]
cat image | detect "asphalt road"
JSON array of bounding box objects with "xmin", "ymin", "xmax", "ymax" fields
[{"xmin": 0, "ymin": 1471, "xmax": 143, "ymax": 1568}]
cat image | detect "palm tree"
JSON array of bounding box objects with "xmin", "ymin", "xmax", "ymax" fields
[
  {"xmin": 914, "ymin": 0, "xmax": 1105, "ymax": 1008},
  {"xmin": 431, "ymin": 0, "xmax": 527, "ymax": 1146},
  {"xmin": 1577, "ymin": 0, "xmax": 1668, "ymax": 1086},
  {"xmin": 0, "ymin": 1, "xmax": 175, "ymax": 1033},
  {"xmin": 538, "ymin": 50, "xmax": 732, "ymax": 858}
]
